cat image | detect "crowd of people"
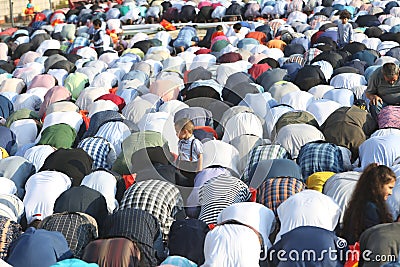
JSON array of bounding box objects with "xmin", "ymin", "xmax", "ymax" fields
[{"xmin": 2, "ymin": 0, "xmax": 400, "ymax": 266}]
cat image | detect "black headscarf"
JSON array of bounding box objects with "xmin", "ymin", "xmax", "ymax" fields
[{"xmin": 40, "ymin": 148, "xmax": 93, "ymax": 186}]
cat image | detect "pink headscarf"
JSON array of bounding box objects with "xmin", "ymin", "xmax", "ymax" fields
[
  {"xmin": 149, "ymin": 79, "xmax": 180, "ymax": 102},
  {"xmin": 39, "ymin": 85, "xmax": 72, "ymax": 117}
]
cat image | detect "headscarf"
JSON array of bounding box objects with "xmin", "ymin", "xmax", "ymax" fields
[
  {"xmin": 81, "ymin": 171, "xmax": 119, "ymax": 213},
  {"xmin": 40, "ymin": 148, "xmax": 93, "ymax": 186}
]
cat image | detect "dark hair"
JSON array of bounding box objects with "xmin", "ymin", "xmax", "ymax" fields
[
  {"xmin": 233, "ymin": 23, "xmax": 242, "ymax": 31},
  {"xmin": 341, "ymin": 163, "xmax": 395, "ymax": 243},
  {"xmin": 93, "ymin": 18, "xmax": 102, "ymax": 27},
  {"xmin": 216, "ymin": 25, "xmax": 223, "ymax": 31},
  {"xmin": 339, "ymin": 10, "xmax": 351, "ymax": 20},
  {"xmin": 382, "ymin": 62, "xmax": 400, "ymax": 78}
]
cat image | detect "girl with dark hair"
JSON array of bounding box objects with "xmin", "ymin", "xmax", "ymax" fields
[{"xmin": 341, "ymin": 163, "xmax": 396, "ymax": 244}]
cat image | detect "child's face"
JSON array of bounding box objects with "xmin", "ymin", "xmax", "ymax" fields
[
  {"xmin": 94, "ymin": 24, "xmax": 101, "ymax": 30},
  {"xmin": 341, "ymin": 17, "xmax": 348, "ymax": 24},
  {"xmin": 176, "ymin": 128, "xmax": 191, "ymax": 140}
]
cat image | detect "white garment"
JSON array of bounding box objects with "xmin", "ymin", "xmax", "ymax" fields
[
  {"xmin": 137, "ymin": 112, "xmax": 179, "ymax": 155},
  {"xmin": 0, "ymin": 258, "xmax": 12, "ymax": 267},
  {"xmin": 23, "ymin": 170, "xmax": 71, "ymax": 224},
  {"xmin": 202, "ymin": 140, "xmax": 240, "ymax": 176},
  {"xmin": 370, "ymin": 128, "xmax": 400, "ymax": 138},
  {"xmin": 263, "ymin": 48, "xmax": 285, "ymax": 61},
  {"xmin": 0, "ymin": 43, "xmax": 8, "ymax": 61},
  {"xmin": 85, "ymin": 60, "xmax": 108, "ymax": 73},
  {"xmin": 0, "ymin": 177, "xmax": 17, "ymax": 195},
  {"xmin": 155, "ymin": 31, "xmax": 172, "ymax": 47},
  {"xmin": 264, "ymin": 105, "xmax": 294, "ymax": 140},
  {"xmin": 122, "ymin": 96, "xmax": 153, "ymax": 124},
  {"xmin": 0, "ymin": 78, "xmax": 26, "ymax": 94},
  {"xmin": 268, "ymin": 82, "xmax": 300, "ymax": 103},
  {"xmin": 75, "ymin": 86, "xmax": 110, "ymax": 111},
  {"xmin": 202, "ymin": 224, "xmax": 261, "ymax": 267},
  {"xmin": 239, "ymin": 92, "xmax": 276, "ymax": 119},
  {"xmin": 47, "ymin": 68, "xmax": 68, "ymax": 86},
  {"xmin": 91, "ymin": 72, "xmax": 118, "ymax": 89},
  {"xmin": 312, "ymin": 60, "xmax": 333, "ymax": 81},
  {"xmin": 230, "ymin": 135, "xmax": 264, "ymax": 175},
  {"xmin": 323, "ymin": 171, "xmax": 360, "ymax": 224},
  {"xmin": 178, "ymin": 51, "xmax": 196, "ymax": 70},
  {"xmin": 36, "ymin": 39, "xmax": 61, "ymax": 56},
  {"xmin": 225, "ymin": 26, "xmax": 249, "ymax": 40},
  {"xmin": 159, "ymin": 100, "xmax": 189, "ymax": 116},
  {"xmin": 190, "ymin": 54, "xmax": 217, "ymax": 71},
  {"xmin": 274, "ymin": 124, "xmax": 325, "ymax": 159},
  {"xmin": 99, "ymin": 52, "xmax": 120, "ymax": 67},
  {"xmin": 76, "ymin": 67, "xmax": 100, "ymax": 84},
  {"xmin": 77, "ymin": 46, "xmax": 98, "ymax": 61},
  {"xmin": 276, "ymin": 189, "xmax": 341, "ymax": 243},
  {"xmin": 81, "ymin": 171, "xmax": 119, "ymax": 213},
  {"xmin": 13, "ymin": 93, "xmax": 42, "ymax": 112},
  {"xmin": 95, "ymin": 121, "xmax": 131, "ymax": 156},
  {"xmin": 330, "ymin": 73, "xmax": 367, "ymax": 90},
  {"xmin": 10, "ymin": 119, "xmax": 38, "ymax": 148},
  {"xmin": 357, "ymin": 134, "xmax": 400, "ymax": 171},
  {"xmin": 222, "ymin": 112, "xmax": 264, "ymax": 143},
  {"xmin": 212, "ymin": 6, "xmax": 227, "ymax": 19},
  {"xmin": 375, "ymin": 56, "xmax": 399, "ymax": 66},
  {"xmin": 216, "ymin": 61, "xmax": 251, "ymax": 86},
  {"xmin": 26, "ymin": 87, "xmax": 48, "ymax": 102},
  {"xmin": 377, "ymin": 41, "xmax": 399, "ymax": 56},
  {"xmin": 88, "ymin": 100, "xmax": 119, "ymax": 118},
  {"xmin": 323, "ymin": 89, "xmax": 355, "ymax": 107},
  {"xmin": 362, "ymin": 37, "xmax": 382, "ymax": 50},
  {"xmin": 163, "ymin": 56, "xmax": 186, "ymax": 74},
  {"xmin": 23, "ymin": 145, "xmax": 56, "ymax": 172},
  {"xmin": 217, "ymin": 202, "xmax": 276, "ymax": 249},
  {"xmin": 307, "ymin": 99, "xmax": 342, "ymax": 126},
  {"xmin": 280, "ymin": 90, "xmax": 314, "ymax": 111}
]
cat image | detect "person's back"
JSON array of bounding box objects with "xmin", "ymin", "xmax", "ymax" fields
[{"xmin": 173, "ymin": 26, "xmax": 198, "ymax": 50}]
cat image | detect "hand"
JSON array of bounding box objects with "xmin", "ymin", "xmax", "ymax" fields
[{"xmin": 369, "ymin": 94, "xmax": 383, "ymax": 106}]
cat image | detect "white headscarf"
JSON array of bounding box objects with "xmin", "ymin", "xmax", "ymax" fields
[
  {"xmin": 81, "ymin": 170, "xmax": 119, "ymax": 213},
  {"xmin": 217, "ymin": 202, "xmax": 276, "ymax": 249},
  {"xmin": 0, "ymin": 177, "xmax": 17, "ymax": 195}
]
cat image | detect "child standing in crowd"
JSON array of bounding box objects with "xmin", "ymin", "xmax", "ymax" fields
[
  {"xmin": 91, "ymin": 19, "xmax": 106, "ymax": 55},
  {"xmin": 175, "ymin": 118, "xmax": 203, "ymax": 174},
  {"xmin": 341, "ymin": 163, "xmax": 396, "ymax": 245},
  {"xmin": 337, "ymin": 10, "xmax": 353, "ymax": 48}
]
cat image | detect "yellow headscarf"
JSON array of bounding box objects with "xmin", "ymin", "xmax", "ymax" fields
[{"xmin": 306, "ymin": 172, "xmax": 335, "ymax": 192}]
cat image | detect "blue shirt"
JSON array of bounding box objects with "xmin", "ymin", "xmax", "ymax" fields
[
  {"xmin": 337, "ymin": 21, "xmax": 353, "ymax": 47},
  {"xmin": 178, "ymin": 135, "xmax": 203, "ymax": 162},
  {"xmin": 6, "ymin": 227, "xmax": 73, "ymax": 267},
  {"xmin": 173, "ymin": 26, "xmax": 197, "ymax": 48},
  {"xmin": 268, "ymin": 226, "xmax": 348, "ymax": 267}
]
